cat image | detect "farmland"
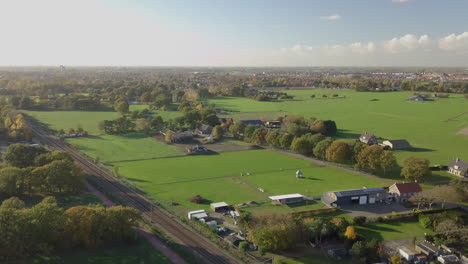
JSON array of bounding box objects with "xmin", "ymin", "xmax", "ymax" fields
[
  {"xmin": 67, "ymin": 132, "xmax": 182, "ymax": 162},
  {"xmin": 208, "ymin": 90, "xmax": 468, "ymax": 164},
  {"xmin": 112, "ymin": 150, "xmax": 384, "ymax": 213}
]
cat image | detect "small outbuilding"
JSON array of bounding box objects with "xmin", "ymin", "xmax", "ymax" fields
[
  {"xmin": 210, "ymin": 202, "xmax": 230, "ymax": 212},
  {"xmin": 269, "ymin": 194, "xmax": 305, "ymax": 204},
  {"xmin": 197, "ymin": 124, "xmax": 213, "ymax": 136},
  {"xmin": 187, "ymin": 209, "xmax": 208, "ymax": 220},
  {"xmin": 382, "ymin": 139, "xmax": 411, "ymax": 150},
  {"xmin": 398, "ymin": 246, "xmax": 418, "ymax": 262},
  {"xmin": 407, "ymin": 94, "xmax": 427, "ymax": 101},
  {"xmin": 187, "ymin": 144, "xmax": 209, "ymax": 154},
  {"xmin": 322, "ymin": 187, "xmax": 387, "ymax": 207},
  {"xmin": 416, "ymin": 241, "xmax": 440, "ymax": 259},
  {"xmin": 296, "ymin": 170, "xmax": 303, "ymax": 178}
]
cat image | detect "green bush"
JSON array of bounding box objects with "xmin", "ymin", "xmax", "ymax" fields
[
  {"xmin": 258, "ymin": 247, "xmax": 266, "ymax": 256},
  {"xmin": 353, "ymin": 216, "xmax": 367, "ymax": 226},
  {"xmin": 418, "ymin": 214, "xmax": 432, "ymax": 229},
  {"xmin": 376, "ymin": 217, "xmax": 384, "ymax": 223},
  {"xmin": 239, "ymin": 241, "xmax": 249, "ymax": 252}
]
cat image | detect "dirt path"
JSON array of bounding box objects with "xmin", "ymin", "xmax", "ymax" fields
[{"xmin": 85, "ymin": 183, "xmax": 188, "ymax": 264}]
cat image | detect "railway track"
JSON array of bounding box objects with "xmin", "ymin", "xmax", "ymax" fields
[{"xmin": 28, "ymin": 123, "xmax": 241, "ymax": 264}]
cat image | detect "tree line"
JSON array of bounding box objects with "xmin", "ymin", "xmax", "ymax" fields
[{"xmin": 0, "ymin": 196, "xmax": 140, "ymax": 260}]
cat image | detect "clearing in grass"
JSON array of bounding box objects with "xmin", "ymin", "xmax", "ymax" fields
[{"xmin": 355, "ymin": 218, "xmax": 432, "ymax": 241}]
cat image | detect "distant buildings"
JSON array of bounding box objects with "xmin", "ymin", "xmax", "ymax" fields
[{"xmin": 239, "ymin": 120, "xmax": 264, "ymax": 126}]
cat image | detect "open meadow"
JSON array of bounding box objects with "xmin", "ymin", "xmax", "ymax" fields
[
  {"xmin": 112, "ymin": 150, "xmax": 385, "ymax": 214},
  {"xmin": 208, "ymin": 90, "xmax": 468, "ymax": 164}
]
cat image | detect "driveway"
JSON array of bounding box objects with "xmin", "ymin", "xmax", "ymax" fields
[{"xmin": 339, "ymin": 202, "xmax": 411, "ymax": 218}]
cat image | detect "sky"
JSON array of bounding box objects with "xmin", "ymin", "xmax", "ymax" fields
[{"xmin": 0, "ymin": 0, "xmax": 467, "ymax": 67}]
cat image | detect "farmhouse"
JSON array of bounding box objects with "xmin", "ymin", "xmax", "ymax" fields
[
  {"xmin": 239, "ymin": 120, "xmax": 264, "ymax": 126},
  {"xmin": 269, "ymin": 194, "xmax": 305, "ymax": 204},
  {"xmin": 210, "ymin": 202, "xmax": 230, "ymax": 212},
  {"xmin": 388, "ymin": 182, "xmax": 422, "ymax": 203},
  {"xmin": 197, "ymin": 124, "xmax": 213, "ymax": 136},
  {"xmin": 382, "ymin": 139, "xmax": 411, "ymax": 150},
  {"xmin": 359, "ymin": 132, "xmax": 377, "ymax": 145},
  {"xmin": 321, "ymin": 187, "xmax": 387, "ymax": 207},
  {"xmin": 448, "ymin": 157, "xmax": 468, "ymax": 178},
  {"xmin": 187, "ymin": 209, "xmax": 208, "ymax": 220},
  {"xmin": 265, "ymin": 120, "xmax": 281, "ymax": 129}
]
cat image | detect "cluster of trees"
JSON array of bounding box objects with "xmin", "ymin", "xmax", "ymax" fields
[
  {"xmin": 0, "ymin": 145, "xmax": 85, "ymax": 196},
  {"xmin": 10, "ymin": 94, "xmax": 107, "ymax": 111},
  {"xmin": 168, "ymin": 102, "xmax": 219, "ymax": 130},
  {"xmin": 410, "ymin": 180, "xmax": 467, "ymax": 209},
  {"xmin": 253, "ymin": 91, "xmax": 293, "ymax": 101},
  {"xmin": 0, "ymin": 103, "xmax": 33, "ymax": 141},
  {"xmin": 418, "ymin": 209, "xmax": 467, "ymax": 251},
  {"xmin": 244, "ymin": 213, "xmax": 380, "ymax": 263},
  {"xmin": 0, "ymin": 196, "xmax": 140, "ymax": 260}
]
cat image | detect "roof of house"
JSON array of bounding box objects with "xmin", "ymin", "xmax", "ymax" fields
[
  {"xmin": 211, "ymin": 202, "xmax": 229, "ymax": 208},
  {"xmin": 360, "ymin": 132, "xmax": 376, "ymax": 140},
  {"xmin": 449, "ymin": 158, "xmax": 468, "ymax": 172},
  {"xmin": 240, "ymin": 120, "xmax": 264, "ymax": 126},
  {"xmin": 407, "ymin": 94, "xmax": 427, "ymax": 101},
  {"xmin": 191, "ymin": 212, "xmax": 208, "ymax": 219},
  {"xmin": 269, "ymin": 194, "xmax": 304, "ymax": 200},
  {"xmin": 197, "ymin": 124, "xmax": 213, "ymax": 133},
  {"xmin": 383, "ymin": 139, "xmax": 411, "ymax": 148},
  {"xmin": 331, "ymin": 187, "xmax": 386, "ymax": 197},
  {"xmin": 391, "ymin": 182, "xmax": 422, "ymax": 193}
]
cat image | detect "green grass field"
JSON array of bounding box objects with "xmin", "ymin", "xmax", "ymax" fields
[
  {"xmin": 355, "ymin": 218, "xmax": 432, "ymax": 241},
  {"xmin": 13, "ymin": 240, "xmax": 171, "ymax": 264},
  {"xmin": 23, "ymin": 105, "xmax": 181, "ymax": 134},
  {"xmin": 112, "ymin": 150, "xmax": 384, "ymax": 213},
  {"xmin": 277, "ymin": 256, "xmax": 350, "ymax": 264},
  {"xmin": 67, "ymin": 132, "xmax": 183, "ymax": 162},
  {"xmin": 209, "ymin": 90, "xmax": 468, "ymax": 164}
]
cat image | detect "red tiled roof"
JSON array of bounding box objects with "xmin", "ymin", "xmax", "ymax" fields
[{"xmin": 394, "ymin": 182, "xmax": 422, "ymax": 193}]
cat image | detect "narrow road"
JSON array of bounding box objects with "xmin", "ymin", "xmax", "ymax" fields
[{"xmin": 28, "ymin": 120, "xmax": 241, "ymax": 264}]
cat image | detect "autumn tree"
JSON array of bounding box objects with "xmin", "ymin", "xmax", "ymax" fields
[
  {"xmin": 229, "ymin": 122, "xmax": 245, "ymax": 139},
  {"xmin": 401, "ymin": 157, "xmax": 431, "ymax": 181},
  {"xmin": 344, "ymin": 226, "xmax": 357, "ymax": 240},
  {"xmin": 0, "ymin": 197, "xmax": 25, "ymax": 209},
  {"xmin": 380, "ymin": 150, "xmax": 397, "ymax": 176},
  {"xmin": 114, "ymin": 98, "xmax": 129, "ymax": 115},
  {"xmin": 325, "ymin": 141, "xmax": 351, "ymax": 163},
  {"xmin": 4, "ymin": 144, "xmax": 47, "ymax": 168},
  {"xmin": 211, "ymin": 125, "xmax": 224, "ymax": 139}
]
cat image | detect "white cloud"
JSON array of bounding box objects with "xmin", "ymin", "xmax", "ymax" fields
[
  {"xmin": 350, "ymin": 42, "xmax": 376, "ymax": 54},
  {"xmin": 392, "ymin": 0, "xmax": 412, "ymax": 3},
  {"xmin": 383, "ymin": 34, "xmax": 431, "ymax": 53},
  {"xmin": 320, "ymin": 14, "xmax": 341, "ymax": 21},
  {"xmin": 438, "ymin": 32, "xmax": 468, "ymax": 51}
]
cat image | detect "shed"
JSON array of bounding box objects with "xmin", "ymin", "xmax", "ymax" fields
[
  {"xmin": 322, "ymin": 187, "xmax": 386, "ymax": 207},
  {"xmin": 382, "ymin": 140, "xmax": 411, "ymax": 150},
  {"xmin": 398, "ymin": 246, "xmax": 418, "ymax": 261},
  {"xmin": 187, "ymin": 209, "xmax": 208, "ymax": 220},
  {"xmin": 197, "ymin": 124, "xmax": 213, "ymax": 136},
  {"xmin": 265, "ymin": 120, "xmax": 281, "ymax": 129},
  {"xmin": 210, "ymin": 202, "xmax": 230, "ymax": 212},
  {"xmin": 416, "ymin": 241, "xmax": 440, "ymax": 258},
  {"xmin": 269, "ymin": 194, "xmax": 305, "ymax": 204}
]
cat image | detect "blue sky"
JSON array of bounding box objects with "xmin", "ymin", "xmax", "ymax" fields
[{"xmin": 0, "ymin": 0, "xmax": 467, "ymax": 66}]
